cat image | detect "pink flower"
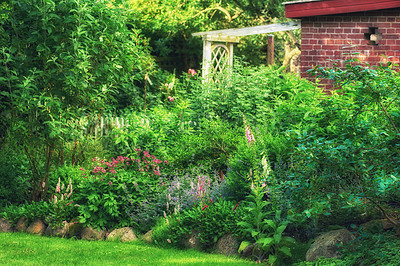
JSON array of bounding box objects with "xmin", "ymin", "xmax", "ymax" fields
[
  {"xmin": 168, "ymin": 96, "xmax": 174, "ymax": 102},
  {"xmin": 79, "ymin": 167, "xmax": 85, "ymax": 171},
  {"xmin": 108, "ymin": 181, "xmax": 112, "ymax": 186},
  {"xmin": 188, "ymin": 69, "xmax": 196, "ymax": 76},
  {"xmin": 221, "ymin": 170, "xmax": 224, "ymax": 181},
  {"xmin": 164, "ymin": 160, "xmax": 169, "ymax": 165},
  {"xmin": 153, "ymin": 159, "xmax": 162, "ymax": 164},
  {"xmin": 245, "ymin": 125, "xmax": 255, "ymax": 146},
  {"xmin": 210, "ymin": 198, "xmax": 213, "ymax": 204},
  {"xmin": 55, "ymin": 178, "xmax": 61, "ymax": 193},
  {"xmin": 167, "ymin": 239, "xmax": 171, "ymax": 243},
  {"xmin": 92, "ymin": 158, "xmax": 97, "ymax": 162},
  {"xmin": 66, "ymin": 201, "xmax": 73, "ymax": 207}
]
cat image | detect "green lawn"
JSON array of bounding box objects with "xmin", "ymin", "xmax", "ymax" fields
[{"xmin": 0, "ymin": 233, "xmax": 256, "ymax": 265}]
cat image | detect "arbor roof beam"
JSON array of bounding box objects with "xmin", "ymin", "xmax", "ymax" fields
[{"xmin": 192, "ymin": 22, "xmax": 301, "ymax": 38}]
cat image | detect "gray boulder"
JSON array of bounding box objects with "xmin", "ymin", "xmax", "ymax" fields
[
  {"xmin": 67, "ymin": 219, "xmax": 84, "ymax": 238},
  {"xmin": 81, "ymin": 226, "xmax": 105, "ymax": 241},
  {"xmin": 26, "ymin": 218, "xmax": 46, "ymax": 235},
  {"xmin": 45, "ymin": 221, "xmax": 69, "ymax": 238},
  {"xmin": 142, "ymin": 230, "xmax": 153, "ymax": 244},
  {"xmin": 306, "ymin": 229, "xmax": 355, "ymax": 262},
  {"xmin": 15, "ymin": 216, "xmax": 28, "ymax": 232},
  {"xmin": 214, "ymin": 234, "xmax": 240, "ymax": 256},
  {"xmin": 183, "ymin": 231, "xmax": 202, "ymax": 251},
  {"xmin": 107, "ymin": 227, "xmax": 137, "ymax": 242},
  {"xmin": 0, "ymin": 218, "xmax": 13, "ymax": 232}
]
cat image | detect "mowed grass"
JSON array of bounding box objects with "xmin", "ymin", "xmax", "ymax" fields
[{"xmin": 0, "ymin": 232, "xmax": 256, "ymax": 265}]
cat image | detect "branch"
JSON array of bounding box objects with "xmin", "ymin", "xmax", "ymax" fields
[
  {"xmin": 285, "ymin": 31, "xmax": 300, "ymax": 49},
  {"xmin": 378, "ymin": 100, "xmax": 400, "ymax": 136},
  {"xmin": 194, "ymin": 5, "xmax": 232, "ymax": 22},
  {"xmin": 367, "ymin": 197, "xmax": 400, "ymax": 231},
  {"xmin": 282, "ymin": 46, "xmax": 301, "ymax": 70}
]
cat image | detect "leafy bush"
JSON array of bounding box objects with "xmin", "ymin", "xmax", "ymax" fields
[
  {"xmin": 125, "ymin": 166, "xmax": 231, "ymax": 233},
  {"xmin": 152, "ymin": 199, "xmax": 244, "ymax": 251},
  {"xmin": 189, "ymin": 63, "xmax": 322, "ymax": 128},
  {"xmin": 108, "ymin": 104, "xmax": 193, "ymax": 161},
  {"xmin": 0, "ymin": 0, "xmax": 156, "ymax": 201},
  {"xmin": 0, "ymin": 201, "xmax": 51, "ymax": 225},
  {"xmin": 171, "ymin": 118, "xmax": 241, "ymax": 172},
  {"xmin": 0, "ymin": 146, "xmax": 31, "ymax": 207},
  {"xmin": 296, "ymin": 229, "xmax": 400, "ymax": 266},
  {"xmin": 74, "ymin": 151, "xmax": 169, "ymax": 230}
]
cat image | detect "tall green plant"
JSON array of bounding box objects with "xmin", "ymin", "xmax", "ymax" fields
[
  {"xmin": 0, "ymin": 0, "xmax": 155, "ymax": 201},
  {"xmin": 238, "ymin": 185, "xmax": 295, "ymax": 265}
]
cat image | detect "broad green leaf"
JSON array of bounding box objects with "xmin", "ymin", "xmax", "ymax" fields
[
  {"xmin": 256, "ymin": 237, "xmax": 273, "ymax": 247},
  {"xmin": 279, "ymin": 246, "xmax": 292, "ymax": 257},
  {"xmin": 268, "ymin": 254, "xmax": 277, "ymax": 265},
  {"xmin": 282, "ymin": 236, "xmax": 296, "ymax": 244},
  {"xmin": 264, "ymin": 219, "xmax": 276, "ymax": 230},
  {"xmin": 238, "ymin": 241, "xmax": 252, "ymax": 254},
  {"xmin": 274, "ymin": 232, "xmax": 282, "ymax": 243},
  {"xmin": 276, "ymin": 224, "xmax": 287, "ymax": 235},
  {"xmin": 251, "ymin": 231, "xmax": 259, "ymax": 238}
]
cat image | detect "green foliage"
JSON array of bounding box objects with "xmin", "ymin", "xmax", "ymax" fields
[
  {"xmin": 109, "ymin": 104, "xmax": 193, "ymax": 160},
  {"xmin": 297, "ymin": 229, "xmax": 400, "ymax": 266},
  {"xmin": 238, "ymin": 185, "xmax": 295, "ymax": 264},
  {"xmin": 46, "ymin": 178, "xmax": 76, "ymax": 229},
  {"xmin": 75, "ymin": 152, "xmax": 168, "ymax": 230},
  {"xmin": 152, "ymin": 199, "xmax": 244, "ymax": 250},
  {"xmin": 129, "ymin": 0, "xmax": 290, "ymax": 71},
  {"xmin": 0, "ymin": 146, "xmax": 31, "ymax": 207},
  {"xmin": 190, "ymin": 63, "xmax": 322, "ymax": 127},
  {"xmin": 126, "ymin": 166, "xmax": 232, "ymax": 233},
  {"xmin": 0, "ymin": 201, "xmax": 51, "ymax": 225},
  {"xmin": 0, "ymin": 0, "xmax": 156, "ymax": 201},
  {"xmin": 172, "ymin": 118, "xmax": 241, "ymax": 171}
]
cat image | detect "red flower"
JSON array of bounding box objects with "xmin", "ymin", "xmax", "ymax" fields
[
  {"xmin": 201, "ymin": 205, "xmax": 209, "ymax": 211},
  {"xmin": 221, "ymin": 170, "xmax": 224, "ymax": 181},
  {"xmin": 233, "ymin": 202, "xmax": 240, "ymax": 211},
  {"xmin": 210, "ymin": 198, "xmax": 213, "ymax": 204}
]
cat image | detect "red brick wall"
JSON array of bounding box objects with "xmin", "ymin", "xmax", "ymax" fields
[{"xmin": 300, "ymin": 8, "xmax": 400, "ymax": 90}]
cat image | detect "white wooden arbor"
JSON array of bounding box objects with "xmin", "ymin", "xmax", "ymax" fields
[{"xmin": 192, "ymin": 22, "xmax": 301, "ymax": 80}]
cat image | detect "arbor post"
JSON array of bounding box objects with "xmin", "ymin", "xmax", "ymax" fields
[{"xmin": 267, "ymin": 34, "xmax": 275, "ymax": 66}]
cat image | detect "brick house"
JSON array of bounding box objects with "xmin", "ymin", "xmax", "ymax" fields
[{"xmin": 284, "ymin": 0, "xmax": 400, "ymax": 87}]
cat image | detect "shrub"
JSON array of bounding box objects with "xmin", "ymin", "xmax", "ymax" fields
[
  {"xmin": 171, "ymin": 118, "xmax": 241, "ymax": 172},
  {"xmin": 0, "ymin": 0, "xmax": 156, "ymax": 201},
  {"xmin": 74, "ymin": 151, "xmax": 169, "ymax": 230},
  {"xmin": 152, "ymin": 199, "xmax": 244, "ymax": 251},
  {"xmin": 0, "ymin": 146, "xmax": 31, "ymax": 207},
  {"xmin": 189, "ymin": 62, "xmax": 322, "ymax": 128},
  {"xmin": 124, "ymin": 166, "xmax": 232, "ymax": 233},
  {"xmin": 0, "ymin": 201, "xmax": 51, "ymax": 225}
]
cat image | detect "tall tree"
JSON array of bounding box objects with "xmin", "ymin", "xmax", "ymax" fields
[{"xmin": 0, "ymin": 0, "xmax": 155, "ymax": 201}]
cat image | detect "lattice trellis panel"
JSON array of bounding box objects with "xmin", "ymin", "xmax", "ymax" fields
[{"xmin": 211, "ymin": 44, "xmax": 229, "ymax": 76}]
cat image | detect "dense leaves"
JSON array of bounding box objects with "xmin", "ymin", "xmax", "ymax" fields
[{"xmin": 0, "ymin": 0, "xmax": 155, "ymax": 200}]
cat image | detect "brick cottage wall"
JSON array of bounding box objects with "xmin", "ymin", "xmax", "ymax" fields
[{"xmin": 300, "ymin": 8, "xmax": 400, "ymax": 90}]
